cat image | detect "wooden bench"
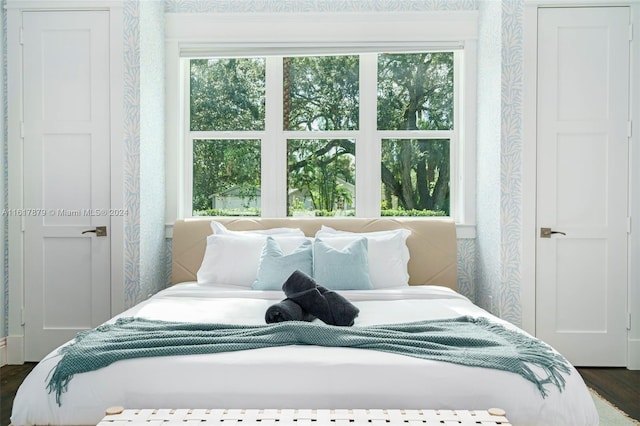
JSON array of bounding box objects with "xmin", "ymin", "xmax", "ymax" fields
[{"xmin": 98, "ymin": 407, "xmax": 511, "ymax": 425}]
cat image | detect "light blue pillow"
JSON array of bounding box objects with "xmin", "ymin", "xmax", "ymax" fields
[
  {"xmin": 313, "ymin": 237, "xmax": 373, "ymax": 290},
  {"xmin": 252, "ymin": 237, "xmax": 313, "ymax": 290}
]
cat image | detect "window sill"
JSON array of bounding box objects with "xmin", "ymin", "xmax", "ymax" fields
[{"xmin": 164, "ymin": 222, "xmax": 476, "ymax": 240}]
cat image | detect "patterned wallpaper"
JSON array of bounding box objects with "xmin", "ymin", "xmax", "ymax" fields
[
  {"xmin": 2, "ymin": 0, "xmax": 527, "ymax": 339},
  {"xmin": 473, "ymin": 0, "xmax": 524, "ymax": 327},
  {"xmin": 124, "ymin": 0, "xmax": 169, "ymax": 307},
  {"xmin": 139, "ymin": 0, "xmax": 167, "ymax": 304},
  {"xmin": 499, "ymin": 0, "xmax": 524, "ymax": 326},
  {"xmin": 164, "ymin": 0, "xmax": 479, "ymax": 13},
  {"xmin": 456, "ymin": 239, "xmax": 476, "ymax": 300},
  {"xmin": 475, "ymin": 0, "xmax": 502, "ymax": 316},
  {"xmin": 123, "ymin": 0, "xmax": 143, "ymax": 307}
]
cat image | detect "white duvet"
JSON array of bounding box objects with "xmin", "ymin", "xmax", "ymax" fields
[{"xmin": 11, "ymin": 284, "xmax": 598, "ymax": 426}]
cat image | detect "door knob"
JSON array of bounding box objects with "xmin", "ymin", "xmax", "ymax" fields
[
  {"xmin": 82, "ymin": 226, "xmax": 107, "ymax": 237},
  {"xmin": 540, "ymin": 227, "xmax": 566, "ymax": 238}
]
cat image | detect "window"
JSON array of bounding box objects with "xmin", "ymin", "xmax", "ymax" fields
[
  {"xmin": 167, "ymin": 11, "xmax": 478, "ymax": 223},
  {"xmin": 187, "ymin": 51, "xmax": 459, "ymax": 218},
  {"xmin": 190, "ymin": 58, "xmax": 264, "ymax": 215}
]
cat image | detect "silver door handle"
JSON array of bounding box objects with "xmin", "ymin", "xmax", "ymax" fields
[
  {"xmin": 82, "ymin": 226, "xmax": 107, "ymax": 237},
  {"xmin": 540, "ymin": 227, "xmax": 566, "ymax": 238}
]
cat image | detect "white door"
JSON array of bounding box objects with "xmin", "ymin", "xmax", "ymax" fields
[
  {"xmin": 22, "ymin": 11, "xmax": 112, "ymax": 361},
  {"xmin": 536, "ymin": 7, "xmax": 629, "ymax": 366}
]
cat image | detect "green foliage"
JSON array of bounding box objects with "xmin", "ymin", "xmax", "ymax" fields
[
  {"xmin": 284, "ymin": 55, "xmax": 359, "ymax": 214},
  {"xmin": 378, "ymin": 52, "xmax": 454, "ymax": 131},
  {"xmin": 289, "ymin": 209, "xmax": 356, "ymax": 217},
  {"xmin": 286, "ymin": 55, "xmax": 359, "ymax": 131},
  {"xmin": 192, "ymin": 140, "xmax": 261, "ymax": 212},
  {"xmin": 381, "ymin": 139, "xmax": 450, "ymax": 214},
  {"xmin": 190, "ymin": 58, "xmax": 265, "ymax": 131},
  {"xmin": 287, "ymin": 139, "xmax": 355, "ymax": 212},
  {"xmin": 381, "ymin": 209, "xmax": 447, "ymax": 217},
  {"xmin": 378, "ymin": 52, "xmax": 453, "ymax": 215},
  {"xmin": 194, "ymin": 208, "xmax": 444, "ymax": 218},
  {"xmin": 194, "ymin": 208, "xmax": 260, "ymax": 217}
]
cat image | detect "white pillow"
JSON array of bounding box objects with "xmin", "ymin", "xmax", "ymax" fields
[
  {"xmin": 315, "ymin": 227, "xmax": 411, "ymax": 288},
  {"xmin": 210, "ymin": 220, "xmax": 304, "ymax": 236},
  {"xmin": 197, "ymin": 233, "xmax": 311, "ymax": 287}
]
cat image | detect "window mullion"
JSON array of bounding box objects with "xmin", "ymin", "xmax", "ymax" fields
[
  {"xmin": 185, "ymin": 134, "xmax": 194, "ymax": 217},
  {"xmin": 284, "ymin": 130, "xmax": 358, "ymax": 140},
  {"xmin": 458, "ymin": 46, "xmax": 476, "ymax": 225},
  {"xmin": 191, "ymin": 131, "xmax": 266, "ymax": 140},
  {"xmin": 263, "ymin": 56, "xmax": 286, "ymax": 217},
  {"xmin": 183, "ymin": 59, "xmax": 193, "ymax": 217},
  {"xmin": 377, "ymin": 130, "xmax": 455, "ymax": 139},
  {"xmin": 451, "ymin": 50, "xmax": 461, "ymax": 224},
  {"xmin": 357, "ymin": 53, "xmax": 380, "ymax": 217}
]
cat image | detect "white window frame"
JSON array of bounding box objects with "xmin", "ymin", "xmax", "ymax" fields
[{"xmin": 165, "ymin": 11, "xmax": 478, "ymax": 226}]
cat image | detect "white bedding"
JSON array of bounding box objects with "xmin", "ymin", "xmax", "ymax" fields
[{"xmin": 11, "ymin": 284, "xmax": 598, "ymax": 426}]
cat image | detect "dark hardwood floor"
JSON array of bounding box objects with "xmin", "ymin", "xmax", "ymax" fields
[
  {"xmin": 1, "ymin": 364, "xmax": 639, "ymax": 425},
  {"xmin": 1, "ymin": 363, "xmax": 36, "ymax": 426},
  {"xmin": 577, "ymin": 367, "xmax": 640, "ymax": 423}
]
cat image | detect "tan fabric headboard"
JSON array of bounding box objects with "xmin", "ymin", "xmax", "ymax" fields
[{"xmin": 172, "ymin": 217, "xmax": 458, "ymax": 290}]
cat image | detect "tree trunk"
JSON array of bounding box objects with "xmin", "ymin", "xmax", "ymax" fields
[
  {"xmin": 431, "ymin": 151, "xmax": 450, "ymax": 213},
  {"xmin": 381, "ymin": 163, "xmax": 402, "ymax": 206},
  {"xmin": 416, "ymin": 140, "xmax": 432, "ymax": 210},
  {"xmin": 400, "ymin": 140, "xmax": 416, "ymax": 210}
]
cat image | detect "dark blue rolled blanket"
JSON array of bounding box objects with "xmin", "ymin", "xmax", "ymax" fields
[
  {"xmin": 265, "ymin": 298, "xmax": 315, "ymax": 323},
  {"xmin": 282, "ymin": 270, "xmax": 359, "ymax": 326}
]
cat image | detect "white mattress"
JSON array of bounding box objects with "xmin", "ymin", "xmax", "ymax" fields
[{"xmin": 11, "ymin": 284, "xmax": 598, "ymax": 426}]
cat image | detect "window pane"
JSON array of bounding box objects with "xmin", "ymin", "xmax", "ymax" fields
[
  {"xmin": 193, "ymin": 139, "xmax": 261, "ymax": 216},
  {"xmin": 288, "ymin": 139, "xmax": 355, "ymax": 216},
  {"xmin": 284, "ymin": 56, "xmax": 359, "ymax": 131},
  {"xmin": 377, "ymin": 52, "xmax": 454, "ymax": 131},
  {"xmin": 190, "ymin": 58, "xmax": 265, "ymax": 131},
  {"xmin": 381, "ymin": 139, "xmax": 449, "ymax": 216}
]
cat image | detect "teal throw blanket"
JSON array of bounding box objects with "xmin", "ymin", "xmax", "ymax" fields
[{"xmin": 47, "ymin": 316, "xmax": 570, "ymax": 405}]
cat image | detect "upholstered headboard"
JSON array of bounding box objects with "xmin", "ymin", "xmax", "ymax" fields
[{"xmin": 171, "ymin": 217, "xmax": 458, "ymax": 290}]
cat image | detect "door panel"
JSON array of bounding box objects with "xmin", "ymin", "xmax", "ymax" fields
[
  {"xmin": 43, "ymin": 134, "xmax": 93, "ymax": 226},
  {"xmin": 536, "ymin": 7, "xmax": 629, "ymax": 366},
  {"xmin": 43, "ymin": 238, "xmax": 93, "ymax": 328},
  {"xmin": 22, "ymin": 11, "xmax": 111, "ymax": 361}
]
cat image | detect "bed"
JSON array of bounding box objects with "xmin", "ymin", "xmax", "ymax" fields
[{"xmin": 11, "ymin": 217, "xmax": 598, "ymax": 426}]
